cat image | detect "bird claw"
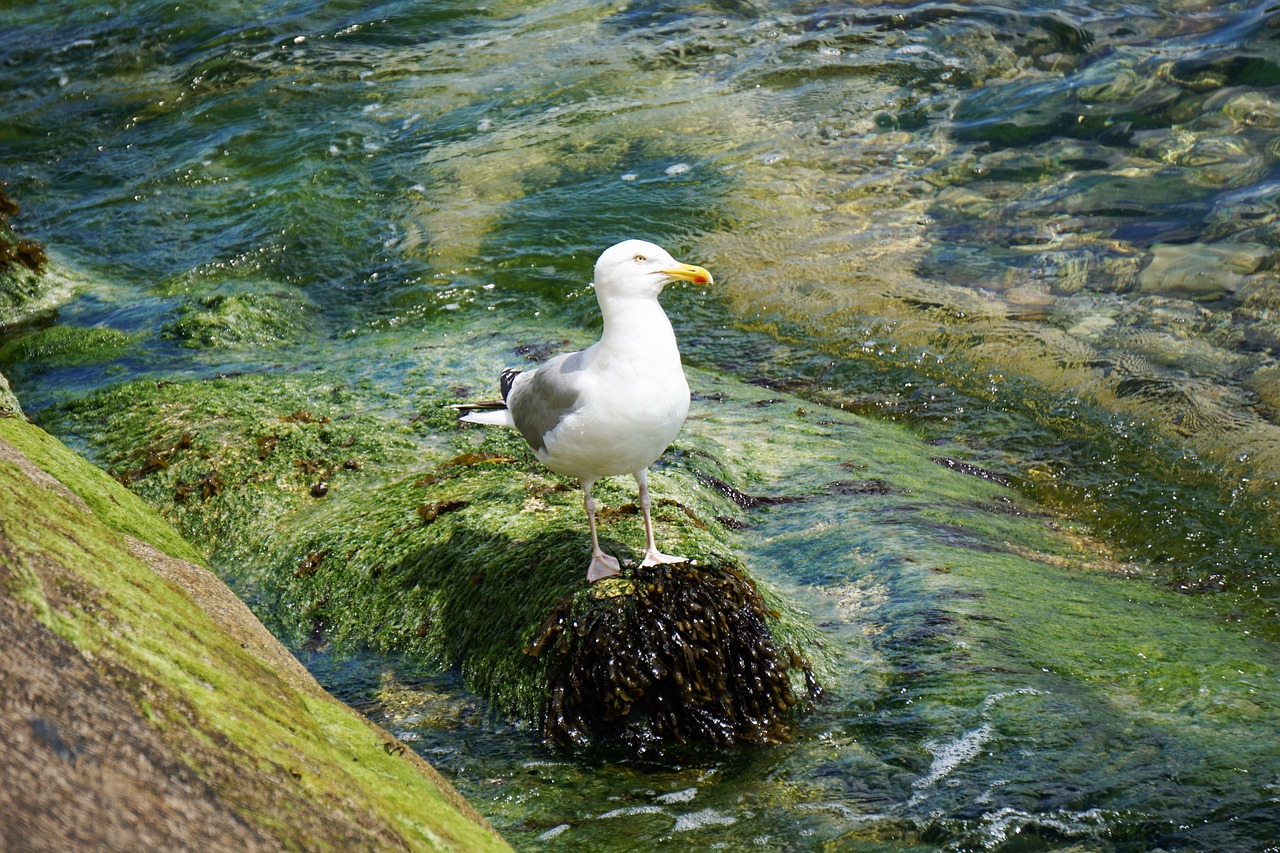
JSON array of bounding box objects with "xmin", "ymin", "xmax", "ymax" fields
[
  {"xmin": 640, "ymin": 550, "xmax": 687, "ymax": 568},
  {"xmin": 587, "ymin": 552, "xmax": 622, "ymax": 582}
]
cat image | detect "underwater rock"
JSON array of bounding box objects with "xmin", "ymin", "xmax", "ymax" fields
[
  {"xmin": 1246, "ymin": 366, "xmax": 1280, "ymax": 421},
  {"xmin": 1166, "ymin": 133, "xmax": 1266, "ymax": 189},
  {"xmin": 1002, "ymin": 282, "xmax": 1056, "ymax": 316},
  {"xmin": 1137, "ymin": 241, "xmax": 1271, "ymax": 300},
  {"xmin": 0, "ymin": 324, "xmax": 139, "ymax": 370},
  {"xmin": 1204, "ymin": 180, "xmax": 1280, "ymax": 243},
  {"xmin": 1214, "ymin": 89, "xmax": 1280, "ymax": 127},
  {"xmin": 1026, "ymin": 245, "xmax": 1144, "ymax": 296},
  {"xmin": 161, "ymin": 291, "xmax": 312, "ymax": 349}
]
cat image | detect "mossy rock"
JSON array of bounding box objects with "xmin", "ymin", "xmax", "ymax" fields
[
  {"xmin": 0, "ymin": 324, "xmax": 140, "ymax": 369},
  {"xmin": 40, "ymin": 359, "xmax": 828, "ymax": 749},
  {"xmin": 0, "ymin": 263, "xmax": 50, "ymax": 320},
  {"xmin": 0, "ymin": 412, "xmax": 509, "ymax": 852},
  {"xmin": 0, "ymin": 370, "xmax": 20, "ymax": 416},
  {"xmin": 40, "ymin": 371, "xmax": 421, "ymax": 560},
  {"xmin": 263, "ymin": 453, "xmax": 821, "ymax": 749},
  {"xmin": 160, "ymin": 291, "xmax": 313, "ymax": 349}
]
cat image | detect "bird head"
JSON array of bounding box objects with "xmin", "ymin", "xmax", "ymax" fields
[{"xmin": 593, "ymin": 239, "xmax": 713, "ymax": 300}]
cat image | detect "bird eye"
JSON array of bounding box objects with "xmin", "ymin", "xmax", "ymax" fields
[{"xmin": 633, "ymin": 254, "xmax": 647, "ymax": 263}]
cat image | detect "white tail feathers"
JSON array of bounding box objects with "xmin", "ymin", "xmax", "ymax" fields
[{"xmin": 457, "ymin": 407, "xmax": 516, "ymax": 428}]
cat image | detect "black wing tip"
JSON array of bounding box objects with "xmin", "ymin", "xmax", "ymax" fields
[
  {"xmin": 499, "ymin": 368, "xmax": 522, "ymax": 401},
  {"xmin": 448, "ymin": 400, "xmax": 507, "ymax": 414}
]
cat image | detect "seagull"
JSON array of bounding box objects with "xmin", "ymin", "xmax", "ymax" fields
[{"xmin": 454, "ymin": 239, "xmax": 712, "ymax": 582}]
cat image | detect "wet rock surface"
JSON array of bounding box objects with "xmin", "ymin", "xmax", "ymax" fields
[{"xmin": 1, "ymin": 590, "xmax": 274, "ymax": 853}]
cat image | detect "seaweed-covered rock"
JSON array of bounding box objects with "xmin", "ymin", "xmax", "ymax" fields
[
  {"xmin": 529, "ymin": 561, "xmax": 819, "ymax": 750},
  {"xmin": 41, "ymin": 372, "xmax": 420, "ymax": 559},
  {"xmin": 260, "ymin": 446, "xmax": 821, "ymax": 749},
  {"xmin": 39, "ymin": 344, "xmax": 827, "ymax": 749},
  {"xmin": 0, "ymin": 182, "xmax": 50, "ymax": 327}
]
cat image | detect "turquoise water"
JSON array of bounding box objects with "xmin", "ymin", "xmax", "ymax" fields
[{"xmin": 6, "ymin": 1, "xmax": 1280, "ymax": 849}]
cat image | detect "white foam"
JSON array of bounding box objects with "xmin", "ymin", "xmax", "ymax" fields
[
  {"xmin": 794, "ymin": 802, "xmax": 888, "ymax": 824},
  {"xmin": 977, "ymin": 806, "xmax": 1111, "ymax": 846},
  {"xmin": 980, "ymin": 687, "xmax": 1045, "ymax": 712},
  {"xmin": 673, "ymin": 807, "xmax": 736, "ymax": 832},
  {"xmin": 655, "ymin": 787, "xmax": 698, "ymax": 804},
  {"xmin": 536, "ymin": 824, "xmax": 570, "ymax": 841},
  {"xmin": 910, "ymin": 723, "xmax": 994, "ymax": 804},
  {"xmin": 596, "ymin": 805, "xmax": 665, "ymax": 820}
]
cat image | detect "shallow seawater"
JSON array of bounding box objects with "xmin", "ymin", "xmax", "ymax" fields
[{"xmin": 5, "ymin": 0, "xmax": 1280, "ymax": 849}]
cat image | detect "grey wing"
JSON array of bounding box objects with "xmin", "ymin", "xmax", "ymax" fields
[{"xmin": 508, "ymin": 351, "xmax": 584, "ymax": 452}]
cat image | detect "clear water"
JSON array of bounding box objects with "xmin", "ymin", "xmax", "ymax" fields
[{"xmin": 5, "ymin": 1, "xmax": 1280, "ymax": 849}]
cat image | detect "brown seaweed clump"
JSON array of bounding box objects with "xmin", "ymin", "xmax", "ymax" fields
[
  {"xmin": 526, "ymin": 560, "xmax": 820, "ymax": 751},
  {"xmin": 0, "ymin": 184, "xmax": 46, "ymax": 277}
]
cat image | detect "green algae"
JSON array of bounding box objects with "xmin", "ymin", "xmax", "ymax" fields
[
  {"xmin": 40, "ymin": 371, "xmax": 423, "ymax": 562},
  {"xmin": 0, "ymin": 323, "xmax": 140, "ymax": 368},
  {"xmin": 0, "ymin": 414, "xmax": 201, "ymax": 564},
  {"xmin": 0, "ymin": 414, "xmax": 509, "ymax": 852},
  {"xmin": 0, "ymin": 264, "xmax": 50, "ymax": 326},
  {"xmin": 160, "ymin": 291, "xmax": 314, "ymax": 350}
]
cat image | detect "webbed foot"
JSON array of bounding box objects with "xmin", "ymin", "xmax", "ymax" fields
[
  {"xmin": 639, "ymin": 549, "xmax": 687, "ymax": 568},
  {"xmin": 587, "ymin": 552, "xmax": 622, "ymax": 582}
]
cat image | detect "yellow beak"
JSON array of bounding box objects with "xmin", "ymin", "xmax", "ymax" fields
[{"xmin": 661, "ymin": 262, "xmax": 714, "ymax": 286}]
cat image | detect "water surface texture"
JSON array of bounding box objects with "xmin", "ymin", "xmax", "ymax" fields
[{"xmin": 5, "ymin": 1, "xmax": 1280, "ymax": 850}]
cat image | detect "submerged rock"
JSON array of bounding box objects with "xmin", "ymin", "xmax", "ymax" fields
[
  {"xmin": 161, "ymin": 290, "xmax": 313, "ymax": 349},
  {"xmin": 0, "ymin": 324, "xmax": 140, "ymax": 369},
  {"xmin": 1137, "ymin": 241, "xmax": 1272, "ymax": 299}
]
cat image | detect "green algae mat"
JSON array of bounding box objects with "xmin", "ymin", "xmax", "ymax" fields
[{"xmin": 35, "ymin": 318, "xmax": 827, "ymax": 749}]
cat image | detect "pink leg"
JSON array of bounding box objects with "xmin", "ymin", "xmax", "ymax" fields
[
  {"xmin": 583, "ymin": 479, "xmax": 620, "ymax": 582},
  {"xmin": 636, "ymin": 468, "xmax": 686, "ymax": 567}
]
